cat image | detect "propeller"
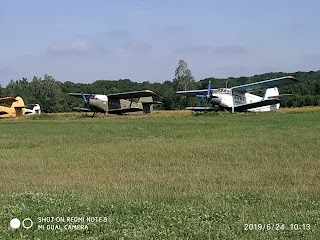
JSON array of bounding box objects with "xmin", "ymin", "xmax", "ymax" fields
[
  {"xmin": 196, "ymin": 81, "xmax": 212, "ymax": 107},
  {"xmin": 205, "ymin": 81, "xmax": 212, "ymax": 102},
  {"xmin": 81, "ymin": 92, "xmax": 91, "ymax": 110}
]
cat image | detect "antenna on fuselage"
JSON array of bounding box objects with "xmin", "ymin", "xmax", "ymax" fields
[{"xmin": 225, "ymin": 80, "xmax": 228, "ymax": 89}]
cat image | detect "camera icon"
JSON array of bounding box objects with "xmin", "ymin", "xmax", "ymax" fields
[{"xmin": 10, "ymin": 218, "xmax": 33, "ymax": 230}]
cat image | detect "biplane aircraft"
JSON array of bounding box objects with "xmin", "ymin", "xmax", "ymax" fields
[
  {"xmin": 24, "ymin": 104, "xmax": 41, "ymax": 115},
  {"xmin": 176, "ymin": 76, "xmax": 298, "ymax": 113},
  {"xmin": 0, "ymin": 97, "xmax": 41, "ymax": 118},
  {"xmin": 0, "ymin": 96, "xmax": 26, "ymax": 118},
  {"xmin": 68, "ymin": 90, "xmax": 162, "ymax": 117}
]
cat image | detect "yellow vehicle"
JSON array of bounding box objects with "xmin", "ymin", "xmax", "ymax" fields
[{"xmin": 0, "ymin": 96, "xmax": 25, "ymax": 118}]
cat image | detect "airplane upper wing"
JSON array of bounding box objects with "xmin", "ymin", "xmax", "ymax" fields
[
  {"xmin": 0, "ymin": 97, "xmax": 17, "ymax": 103},
  {"xmin": 68, "ymin": 93, "xmax": 93, "ymax": 98},
  {"xmin": 231, "ymin": 76, "xmax": 297, "ymax": 93},
  {"xmin": 176, "ymin": 89, "xmax": 218, "ymax": 96},
  {"xmin": 68, "ymin": 91, "xmax": 156, "ymax": 99},
  {"xmin": 107, "ymin": 90, "xmax": 156, "ymax": 99}
]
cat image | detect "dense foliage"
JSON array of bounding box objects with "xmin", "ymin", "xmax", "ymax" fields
[{"xmin": 0, "ymin": 71, "xmax": 319, "ymax": 112}]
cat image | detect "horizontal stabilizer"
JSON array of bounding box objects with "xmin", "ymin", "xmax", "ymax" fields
[
  {"xmin": 268, "ymin": 94, "xmax": 293, "ymax": 99},
  {"xmin": 140, "ymin": 101, "xmax": 162, "ymax": 105}
]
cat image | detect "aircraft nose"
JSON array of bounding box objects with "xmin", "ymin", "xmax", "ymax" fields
[{"xmin": 210, "ymin": 95, "xmax": 221, "ymax": 104}]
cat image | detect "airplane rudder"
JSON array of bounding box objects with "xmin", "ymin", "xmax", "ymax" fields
[
  {"xmin": 264, "ymin": 87, "xmax": 279, "ymax": 100},
  {"xmin": 139, "ymin": 96, "xmax": 153, "ymax": 103},
  {"xmin": 13, "ymin": 96, "xmax": 25, "ymax": 116},
  {"xmin": 18, "ymin": 96, "xmax": 25, "ymax": 106}
]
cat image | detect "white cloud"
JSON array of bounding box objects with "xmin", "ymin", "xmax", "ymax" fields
[
  {"xmin": 47, "ymin": 40, "xmax": 107, "ymax": 56},
  {"xmin": 174, "ymin": 44, "xmax": 247, "ymax": 56},
  {"xmin": 71, "ymin": 40, "xmax": 90, "ymax": 52},
  {"xmin": 105, "ymin": 30, "xmax": 130, "ymax": 38}
]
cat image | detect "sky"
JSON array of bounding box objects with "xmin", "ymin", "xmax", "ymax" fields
[{"xmin": 1, "ymin": 0, "xmax": 320, "ymax": 86}]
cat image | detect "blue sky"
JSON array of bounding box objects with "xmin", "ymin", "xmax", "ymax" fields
[{"xmin": 1, "ymin": 0, "xmax": 320, "ymax": 85}]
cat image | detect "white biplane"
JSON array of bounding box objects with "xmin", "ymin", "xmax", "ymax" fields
[{"xmin": 176, "ymin": 76, "xmax": 298, "ymax": 113}]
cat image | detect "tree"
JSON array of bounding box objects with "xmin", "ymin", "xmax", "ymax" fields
[
  {"xmin": 173, "ymin": 59, "xmax": 195, "ymax": 91},
  {"xmin": 27, "ymin": 74, "xmax": 64, "ymax": 112},
  {"xmin": 1, "ymin": 69, "xmax": 319, "ymax": 112},
  {"xmin": 171, "ymin": 59, "xmax": 197, "ymax": 109}
]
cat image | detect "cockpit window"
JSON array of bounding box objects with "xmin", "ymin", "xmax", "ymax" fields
[{"xmin": 218, "ymin": 88, "xmax": 231, "ymax": 94}]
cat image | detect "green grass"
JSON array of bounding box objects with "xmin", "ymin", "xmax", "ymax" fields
[{"xmin": 0, "ymin": 109, "xmax": 319, "ymax": 239}]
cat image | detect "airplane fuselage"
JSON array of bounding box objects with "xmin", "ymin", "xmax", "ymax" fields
[{"xmin": 86, "ymin": 94, "xmax": 149, "ymax": 114}]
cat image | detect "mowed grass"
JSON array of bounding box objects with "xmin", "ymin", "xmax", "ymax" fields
[{"xmin": 0, "ymin": 109, "xmax": 319, "ymax": 239}]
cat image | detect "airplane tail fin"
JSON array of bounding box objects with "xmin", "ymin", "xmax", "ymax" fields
[
  {"xmin": 263, "ymin": 87, "xmax": 280, "ymax": 110},
  {"xmin": 263, "ymin": 87, "xmax": 279, "ymax": 100},
  {"xmin": 11, "ymin": 96, "xmax": 25, "ymax": 117},
  {"xmin": 139, "ymin": 96, "xmax": 162, "ymax": 113}
]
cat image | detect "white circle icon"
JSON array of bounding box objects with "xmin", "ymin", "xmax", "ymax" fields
[
  {"xmin": 22, "ymin": 218, "xmax": 33, "ymax": 229},
  {"xmin": 10, "ymin": 218, "xmax": 21, "ymax": 229}
]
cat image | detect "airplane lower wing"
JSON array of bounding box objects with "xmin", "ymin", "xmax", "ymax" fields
[
  {"xmin": 72, "ymin": 107, "xmax": 91, "ymax": 112},
  {"xmin": 186, "ymin": 107, "xmax": 219, "ymax": 111},
  {"xmin": 231, "ymin": 98, "xmax": 281, "ymax": 112},
  {"xmin": 0, "ymin": 111, "xmax": 8, "ymax": 115},
  {"xmin": 108, "ymin": 107, "xmax": 143, "ymax": 114}
]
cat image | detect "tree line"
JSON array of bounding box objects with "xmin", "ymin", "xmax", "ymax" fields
[{"xmin": 0, "ymin": 61, "xmax": 319, "ymax": 112}]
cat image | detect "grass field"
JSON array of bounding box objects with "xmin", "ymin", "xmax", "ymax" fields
[{"xmin": 0, "ymin": 108, "xmax": 319, "ymax": 239}]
